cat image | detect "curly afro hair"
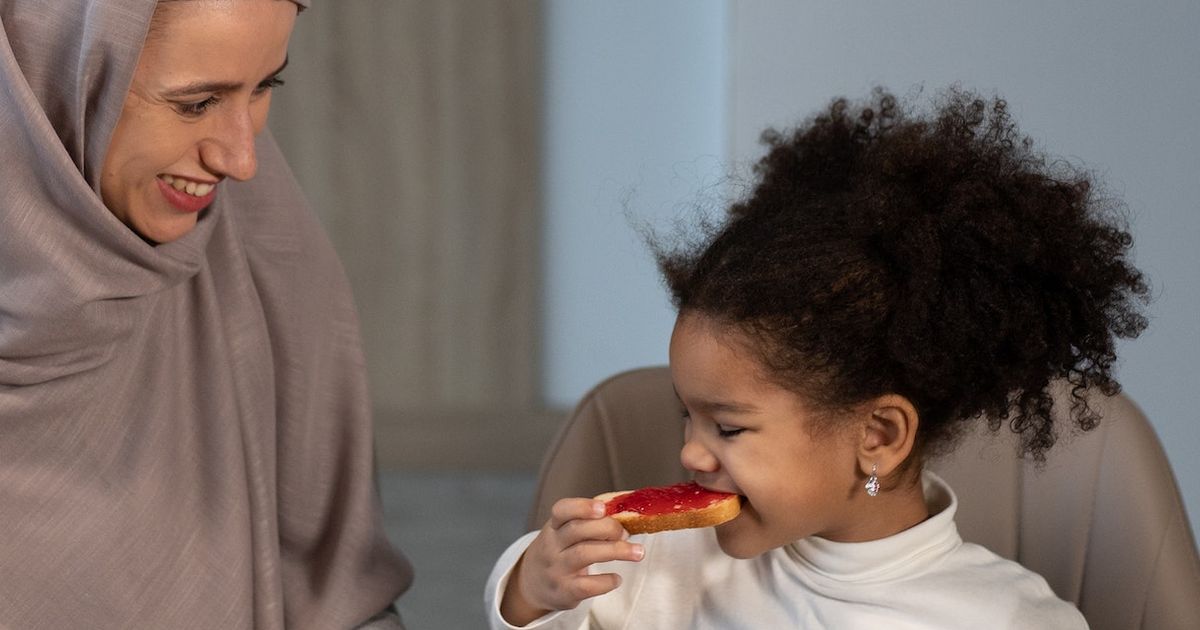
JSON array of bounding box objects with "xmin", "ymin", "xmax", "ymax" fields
[{"xmin": 657, "ymin": 87, "xmax": 1149, "ymax": 462}]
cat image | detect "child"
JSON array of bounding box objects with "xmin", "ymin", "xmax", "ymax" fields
[{"xmin": 487, "ymin": 89, "xmax": 1147, "ymax": 628}]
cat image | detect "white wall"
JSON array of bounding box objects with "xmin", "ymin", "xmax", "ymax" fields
[
  {"xmin": 541, "ymin": 1, "xmax": 729, "ymax": 407},
  {"xmin": 543, "ymin": 1, "xmax": 1198, "ymax": 536}
]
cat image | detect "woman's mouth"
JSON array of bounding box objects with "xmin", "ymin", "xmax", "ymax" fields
[{"xmin": 157, "ymin": 174, "xmax": 217, "ymax": 213}]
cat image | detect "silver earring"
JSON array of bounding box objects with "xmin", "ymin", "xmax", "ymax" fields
[{"xmin": 865, "ymin": 463, "xmax": 880, "ymax": 497}]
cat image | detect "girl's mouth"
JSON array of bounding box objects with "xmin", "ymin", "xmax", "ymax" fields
[{"xmin": 157, "ymin": 174, "xmax": 216, "ymax": 213}]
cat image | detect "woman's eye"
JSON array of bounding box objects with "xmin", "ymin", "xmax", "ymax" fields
[
  {"xmin": 253, "ymin": 76, "xmax": 286, "ymax": 95},
  {"xmin": 177, "ymin": 96, "xmax": 221, "ymax": 117},
  {"xmin": 716, "ymin": 424, "xmax": 745, "ymax": 438}
]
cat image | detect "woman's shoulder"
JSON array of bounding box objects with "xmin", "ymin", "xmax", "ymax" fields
[
  {"xmin": 220, "ymin": 133, "xmax": 350, "ymax": 299},
  {"xmin": 218, "ymin": 132, "xmax": 334, "ymax": 257}
]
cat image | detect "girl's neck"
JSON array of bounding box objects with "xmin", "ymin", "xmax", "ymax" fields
[{"xmin": 821, "ymin": 474, "xmax": 931, "ymax": 543}]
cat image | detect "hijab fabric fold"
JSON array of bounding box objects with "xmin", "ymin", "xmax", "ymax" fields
[{"xmin": 0, "ymin": 1, "xmax": 412, "ymax": 627}]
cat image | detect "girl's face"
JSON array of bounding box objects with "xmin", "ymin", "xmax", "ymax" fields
[
  {"xmin": 669, "ymin": 313, "xmax": 864, "ymax": 559},
  {"xmin": 100, "ymin": 0, "xmax": 297, "ymax": 243}
]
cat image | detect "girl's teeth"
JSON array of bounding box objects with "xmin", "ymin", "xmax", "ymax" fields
[
  {"xmin": 171, "ymin": 178, "xmax": 188, "ymax": 191},
  {"xmin": 194, "ymin": 183, "xmax": 213, "ymax": 196}
]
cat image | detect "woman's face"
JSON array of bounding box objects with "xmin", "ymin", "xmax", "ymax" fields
[{"xmin": 100, "ymin": 0, "xmax": 298, "ymax": 244}]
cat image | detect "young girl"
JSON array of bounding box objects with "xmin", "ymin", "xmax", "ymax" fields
[{"xmin": 486, "ymin": 89, "xmax": 1147, "ymax": 628}]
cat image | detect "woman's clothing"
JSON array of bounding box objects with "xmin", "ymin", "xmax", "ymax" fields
[
  {"xmin": 0, "ymin": 1, "xmax": 412, "ymax": 628},
  {"xmin": 485, "ymin": 473, "xmax": 1087, "ymax": 629}
]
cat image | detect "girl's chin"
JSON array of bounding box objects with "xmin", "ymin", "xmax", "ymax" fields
[
  {"xmin": 714, "ymin": 505, "xmax": 803, "ymax": 559},
  {"xmin": 715, "ymin": 516, "xmax": 766, "ymax": 559}
]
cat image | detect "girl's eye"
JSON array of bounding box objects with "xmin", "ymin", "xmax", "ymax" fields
[
  {"xmin": 716, "ymin": 424, "xmax": 745, "ymax": 438},
  {"xmin": 177, "ymin": 96, "xmax": 221, "ymax": 117}
]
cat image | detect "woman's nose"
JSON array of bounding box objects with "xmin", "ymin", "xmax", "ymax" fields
[
  {"xmin": 201, "ymin": 108, "xmax": 259, "ymax": 181},
  {"xmin": 680, "ymin": 430, "xmax": 719, "ymax": 474}
]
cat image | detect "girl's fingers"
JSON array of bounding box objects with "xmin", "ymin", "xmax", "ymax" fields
[
  {"xmin": 562, "ymin": 540, "xmax": 645, "ymax": 573},
  {"xmin": 548, "ymin": 498, "xmax": 604, "ymax": 529},
  {"xmin": 560, "ymin": 572, "xmax": 623, "ymax": 604},
  {"xmin": 557, "ymin": 515, "xmax": 628, "ymax": 545}
]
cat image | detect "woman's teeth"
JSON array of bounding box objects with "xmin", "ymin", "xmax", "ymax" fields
[{"xmin": 160, "ymin": 174, "xmax": 214, "ymax": 197}]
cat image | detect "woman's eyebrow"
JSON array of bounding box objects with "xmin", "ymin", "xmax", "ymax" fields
[{"xmin": 162, "ymin": 56, "xmax": 289, "ymax": 98}]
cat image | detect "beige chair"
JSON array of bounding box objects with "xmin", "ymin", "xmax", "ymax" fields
[{"xmin": 529, "ymin": 366, "xmax": 1200, "ymax": 630}]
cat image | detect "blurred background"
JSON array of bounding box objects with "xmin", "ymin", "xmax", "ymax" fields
[{"xmin": 270, "ymin": 1, "xmax": 1199, "ymax": 626}]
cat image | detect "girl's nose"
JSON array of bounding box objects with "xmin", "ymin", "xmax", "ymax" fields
[{"xmin": 680, "ymin": 430, "xmax": 719, "ymax": 473}]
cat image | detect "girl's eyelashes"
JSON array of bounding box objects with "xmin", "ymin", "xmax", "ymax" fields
[
  {"xmin": 715, "ymin": 424, "xmax": 746, "ymax": 438},
  {"xmin": 680, "ymin": 407, "xmax": 744, "ymax": 438}
]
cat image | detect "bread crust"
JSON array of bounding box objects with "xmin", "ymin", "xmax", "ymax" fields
[{"xmin": 596, "ymin": 488, "xmax": 741, "ymax": 535}]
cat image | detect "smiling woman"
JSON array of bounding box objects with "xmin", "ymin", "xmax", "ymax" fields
[
  {"xmin": 0, "ymin": 1, "xmax": 411, "ymax": 628},
  {"xmin": 101, "ymin": 0, "xmax": 296, "ymax": 243}
]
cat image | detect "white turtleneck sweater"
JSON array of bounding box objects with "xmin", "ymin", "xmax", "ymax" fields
[{"xmin": 485, "ymin": 473, "xmax": 1087, "ymax": 629}]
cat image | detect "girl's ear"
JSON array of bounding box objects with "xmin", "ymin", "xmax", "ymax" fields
[{"xmin": 856, "ymin": 394, "xmax": 920, "ymax": 482}]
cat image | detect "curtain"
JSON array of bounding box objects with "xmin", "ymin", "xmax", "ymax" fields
[{"xmin": 270, "ymin": 0, "xmax": 550, "ymax": 468}]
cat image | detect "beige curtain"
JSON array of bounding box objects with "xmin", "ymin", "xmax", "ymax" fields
[{"xmin": 270, "ymin": 1, "xmax": 554, "ymax": 469}]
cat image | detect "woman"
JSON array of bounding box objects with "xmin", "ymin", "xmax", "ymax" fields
[{"xmin": 0, "ymin": 1, "xmax": 411, "ymax": 628}]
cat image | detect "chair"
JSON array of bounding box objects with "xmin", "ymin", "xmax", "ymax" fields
[{"xmin": 528, "ymin": 366, "xmax": 1200, "ymax": 630}]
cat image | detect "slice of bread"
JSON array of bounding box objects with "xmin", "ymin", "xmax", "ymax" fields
[{"xmin": 596, "ymin": 481, "xmax": 741, "ymax": 535}]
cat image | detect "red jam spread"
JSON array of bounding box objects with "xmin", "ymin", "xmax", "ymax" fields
[{"xmin": 604, "ymin": 482, "xmax": 733, "ymax": 516}]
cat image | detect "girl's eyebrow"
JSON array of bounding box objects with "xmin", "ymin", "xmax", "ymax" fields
[
  {"xmin": 673, "ymin": 386, "xmax": 758, "ymax": 414},
  {"xmin": 162, "ymin": 57, "xmax": 289, "ymax": 98}
]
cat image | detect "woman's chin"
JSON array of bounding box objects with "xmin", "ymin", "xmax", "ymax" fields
[{"xmin": 129, "ymin": 213, "xmax": 200, "ymax": 245}]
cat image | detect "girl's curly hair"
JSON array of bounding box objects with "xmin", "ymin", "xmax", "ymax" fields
[{"xmin": 657, "ymin": 87, "xmax": 1150, "ymax": 462}]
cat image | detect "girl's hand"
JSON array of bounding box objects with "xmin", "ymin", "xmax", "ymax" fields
[{"xmin": 499, "ymin": 498, "xmax": 645, "ymax": 626}]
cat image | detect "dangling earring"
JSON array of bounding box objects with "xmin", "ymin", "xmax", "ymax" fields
[{"xmin": 865, "ymin": 463, "xmax": 880, "ymax": 497}]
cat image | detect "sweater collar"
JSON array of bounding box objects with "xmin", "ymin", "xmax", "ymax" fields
[{"xmin": 786, "ymin": 471, "xmax": 962, "ymax": 583}]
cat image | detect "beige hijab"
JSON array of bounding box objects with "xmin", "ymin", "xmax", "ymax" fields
[{"xmin": 0, "ymin": 1, "xmax": 413, "ymax": 628}]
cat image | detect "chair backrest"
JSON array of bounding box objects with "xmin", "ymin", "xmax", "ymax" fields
[{"xmin": 529, "ymin": 366, "xmax": 1200, "ymax": 630}]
